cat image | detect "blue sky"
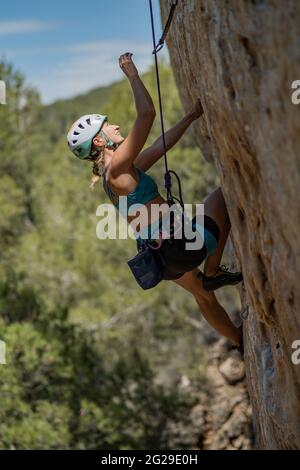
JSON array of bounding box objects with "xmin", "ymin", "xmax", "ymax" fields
[{"xmin": 1, "ymin": 0, "xmax": 169, "ymax": 104}]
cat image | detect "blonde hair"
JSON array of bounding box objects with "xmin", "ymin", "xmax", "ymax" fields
[{"xmin": 89, "ymin": 147, "xmax": 105, "ymax": 189}]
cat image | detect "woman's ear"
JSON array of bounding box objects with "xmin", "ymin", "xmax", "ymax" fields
[{"xmin": 93, "ymin": 136, "xmax": 105, "ymax": 147}]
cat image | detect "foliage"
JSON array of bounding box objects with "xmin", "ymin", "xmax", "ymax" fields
[{"xmin": 0, "ymin": 284, "xmax": 196, "ymax": 449}]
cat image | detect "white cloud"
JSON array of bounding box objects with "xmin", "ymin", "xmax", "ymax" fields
[
  {"xmin": 0, "ymin": 20, "xmax": 58, "ymax": 35},
  {"xmin": 30, "ymin": 39, "xmax": 169, "ymax": 104}
]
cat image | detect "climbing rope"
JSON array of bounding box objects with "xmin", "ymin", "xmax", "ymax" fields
[{"xmin": 148, "ymin": 0, "xmax": 183, "ymax": 209}]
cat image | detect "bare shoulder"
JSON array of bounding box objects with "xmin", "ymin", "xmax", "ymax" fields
[{"xmin": 105, "ymin": 165, "xmax": 139, "ymax": 194}]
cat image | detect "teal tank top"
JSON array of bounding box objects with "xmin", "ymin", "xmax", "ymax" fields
[
  {"xmin": 102, "ymin": 167, "xmax": 218, "ymax": 253},
  {"xmin": 102, "ymin": 166, "xmax": 160, "ymax": 214}
]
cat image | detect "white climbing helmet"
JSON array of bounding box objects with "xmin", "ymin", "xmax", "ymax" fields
[{"xmin": 67, "ymin": 114, "xmax": 107, "ymax": 160}]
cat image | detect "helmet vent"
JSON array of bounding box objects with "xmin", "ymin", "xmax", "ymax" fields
[
  {"xmin": 73, "ymin": 131, "xmax": 79, "ymax": 135},
  {"xmin": 86, "ymin": 118, "xmax": 91, "ymax": 126},
  {"xmin": 72, "ymin": 139, "xmax": 78, "ymax": 144},
  {"xmin": 78, "ymin": 123, "xmax": 84, "ymax": 129}
]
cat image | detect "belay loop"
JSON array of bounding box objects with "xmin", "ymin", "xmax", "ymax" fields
[{"xmin": 148, "ymin": 0, "xmax": 183, "ymax": 211}]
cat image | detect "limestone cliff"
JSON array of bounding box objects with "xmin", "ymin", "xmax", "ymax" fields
[
  {"xmin": 160, "ymin": 339, "xmax": 253, "ymax": 449},
  {"xmin": 159, "ymin": 0, "xmax": 300, "ymax": 449}
]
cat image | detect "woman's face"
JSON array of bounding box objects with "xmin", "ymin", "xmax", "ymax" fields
[{"xmin": 102, "ymin": 120, "xmax": 125, "ymax": 145}]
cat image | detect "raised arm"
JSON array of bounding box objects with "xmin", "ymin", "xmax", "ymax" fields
[
  {"xmin": 110, "ymin": 53, "xmax": 156, "ymax": 177},
  {"xmin": 134, "ymin": 98, "xmax": 204, "ymax": 172}
]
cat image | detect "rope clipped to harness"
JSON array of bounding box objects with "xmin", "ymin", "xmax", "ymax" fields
[
  {"xmin": 148, "ymin": 0, "xmax": 183, "ymax": 210},
  {"xmin": 127, "ymin": 1, "xmax": 182, "ymax": 290}
]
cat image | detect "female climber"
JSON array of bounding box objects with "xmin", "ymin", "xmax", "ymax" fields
[{"xmin": 67, "ymin": 52, "xmax": 243, "ymax": 350}]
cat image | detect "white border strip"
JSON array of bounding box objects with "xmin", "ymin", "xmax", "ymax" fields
[{"xmin": 0, "ymin": 80, "xmax": 6, "ymax": 104}]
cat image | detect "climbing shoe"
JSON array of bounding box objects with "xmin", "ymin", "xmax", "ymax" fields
[{"xmin": 202, "ymin": 265, "xmax": 243, "ymax": 291}]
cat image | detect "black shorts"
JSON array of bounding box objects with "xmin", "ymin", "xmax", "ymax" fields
[{"xmin": 157, "ymin": 214, "xmax": 220, "ymax": 280}]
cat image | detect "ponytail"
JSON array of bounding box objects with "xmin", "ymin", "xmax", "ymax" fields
[{"xmin": 89, "ymin": 149, "xmax": 105, "ymax": 189}]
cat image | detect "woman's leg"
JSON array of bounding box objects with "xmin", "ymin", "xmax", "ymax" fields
[
  {"xmin": 203, "ymin": 187, "xmax": 231, "ymax": 276},
  {"xmin": 173, "ymin": 268, "xmax": 242, "ymax": 346}
]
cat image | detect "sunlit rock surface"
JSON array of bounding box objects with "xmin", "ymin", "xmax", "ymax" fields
[{"xmin": 160, "ymin": 0, "xmax": 300, "ymax": 449}]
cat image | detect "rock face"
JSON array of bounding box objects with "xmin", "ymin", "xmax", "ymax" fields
[
  {"xmin": 159, "ymin": 0, "xmax": 300, "ymax": 449},
  {"xmin": 164, "ymin": 339, "xmax": 253, "ymax": 450},
  {"xmin": 200, "ymin": 340, "xmax": 253, "ymax": 449}
]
